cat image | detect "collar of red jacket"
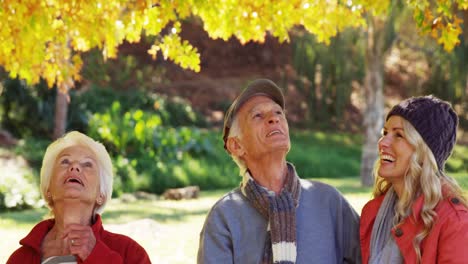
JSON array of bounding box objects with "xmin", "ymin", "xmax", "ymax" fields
[{"xmin": 19, "ymin": 214, "xmax": 104, "ymax": 254}]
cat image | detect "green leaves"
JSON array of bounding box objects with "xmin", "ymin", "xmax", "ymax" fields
[{"xmin": 86, "ymin": 99, "xmax": 215, "ymax": 193}]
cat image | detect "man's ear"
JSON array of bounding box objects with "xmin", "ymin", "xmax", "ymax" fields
[{"xmin": 226, "ymin": 137, "xmax": 245, "ymax": 157}]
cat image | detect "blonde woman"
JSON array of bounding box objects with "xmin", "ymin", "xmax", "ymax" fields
[
  {"xmin": 7, "ymin": 131, "xmax": 150, "ymax": 263},
  {"xmin": 360, "ymin": 95, "xmax": 468, "ymax": 263}
]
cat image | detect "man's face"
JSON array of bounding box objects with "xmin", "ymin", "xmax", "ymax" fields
[{"xmin": 235, "ymin": 95, "xmax": 290, "ymax": 160}]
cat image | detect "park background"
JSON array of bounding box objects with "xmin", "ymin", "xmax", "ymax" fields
[{"xmin": 0, "ymin": 1, "xmax": 467, "ymax": 263}]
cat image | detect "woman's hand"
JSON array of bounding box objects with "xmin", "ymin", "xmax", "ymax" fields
[
  {"xmin": 63, "ymin": 224, "xmax": 97, "ymax": 261},
  {"xmin": 41, "ymin": 235, "xmax": 69, "ymax": 260}
]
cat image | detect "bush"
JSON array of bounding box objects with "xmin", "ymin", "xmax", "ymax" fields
[
  {"xmin": 0, "ymin": 78, "xmax": 55, "ymax": 138},
  {"xmin": 0, "ymin": 154, "xmax": 43, "ymax": 211},
  {"xmin": 68, "ymin": 86, "xmax": 207, "ymax": 132},
  {"xmin": 446, "ymin": 144, "xmax": 468, "ymax": 174},
  {"xmin": 0, "ymin": 138, "xmax": 49, "ymax": 211},
  {"xmin": 0, "ymin": 78, "xmax": 207, "ymax": 140},
  {"xmin": 87, "ymin": 101, "xmax": 217, "ymax": 194},
  {"xmin": 13, "ymin": 137, "xmax": 50, "ymax": 169}
]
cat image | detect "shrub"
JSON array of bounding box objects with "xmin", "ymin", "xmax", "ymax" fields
[
  {"xmin": 68, "ymin": 86, "xmax": 207, "ymax": 132},
  {"xmin": 13, "ymin": 137, "xmax": 50, "ymax": 169},
  {"xmin": 0, "ymin": 78, "xmax": 55, "ymax": 138},
  {"xmin": 87, "ymin": 102, "xmax": 216, "ymax": 194},
  {"xmin": 446, "ymin": 144, "xmax": 468, "ymax": 173},
  {"xmin": 0, "ymin": 154, "xmax": 43, "ymax": 211}
]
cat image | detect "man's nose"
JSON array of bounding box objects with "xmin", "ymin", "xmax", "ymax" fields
[{"xmin": 267, "ymin": 112, "xmax": 279, "ymax": 124}]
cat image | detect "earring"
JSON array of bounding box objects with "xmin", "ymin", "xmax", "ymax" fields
[
  {"xmin": 96, "ymin": 198, "xmax": 103, "ymax": 205},
  {"xmin": 47, "ymin": 192, "xmax": 51, "ymax": 198}
]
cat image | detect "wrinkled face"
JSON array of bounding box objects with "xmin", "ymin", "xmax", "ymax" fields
[
  {"xmin": 48, "ymin": 145, "xmax": 101, "ymax": 205},
  {"xmin": 378, "ymin": 116, "xmax": 415, "ymax": 183},
  {"xmin": 235, "ymin": 95, "xmax": 290, "ymax": 160}
]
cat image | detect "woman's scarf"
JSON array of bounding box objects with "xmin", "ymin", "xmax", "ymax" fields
[
  {"xmin": 369, "ymin": 187, "xmax": 403, "ymax": 264},
  {"xmin": 241, "ymin": 163, "xmax": 301, "ymax": 264}
]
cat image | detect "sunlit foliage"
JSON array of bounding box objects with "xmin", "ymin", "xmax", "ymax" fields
[
  {"xmin": 357, "ymin": 0, "xmax": 468, "ymax": 52},
  {"xmin": 0, "ymin": 0, "xmax": 365, "ymax": 91},
  {"xmin": 410, "ymin": 0, "xmax": 467, "ymax": 52},
  {"xmin": 0, "ymin": 0, "xmax": 466, "ymax": 91}
]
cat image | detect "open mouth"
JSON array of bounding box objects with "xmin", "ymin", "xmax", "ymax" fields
[
  {"xmin": 64, "ymin": 177, "xmax": 84, "ymax": 186},
  {"xmin": 267, "ymin": 130, "xmax": 282, "ymax": 137},
  {"xmin": 381, "ymin": 154, "xmax": 395, "ymax": 163}
]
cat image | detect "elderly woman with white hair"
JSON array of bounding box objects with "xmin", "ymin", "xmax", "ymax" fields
[{"xmin": 7, "ymin": 131, "xmax": 150, "ymax": 264}]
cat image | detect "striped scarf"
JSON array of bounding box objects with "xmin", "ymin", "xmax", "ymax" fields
[{"xmin": 241, "ymin": 163, "xmax": 301, "ymax": 264}]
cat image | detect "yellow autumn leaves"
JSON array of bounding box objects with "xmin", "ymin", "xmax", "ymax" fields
[{"xmin": 0, "ymin": 0, "xmax": 466, "ymax": 91}]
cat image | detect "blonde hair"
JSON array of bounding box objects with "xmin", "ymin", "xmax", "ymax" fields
[
  {"xmin": 372, "ymin": 119, "xmax": 466, "ymax": 262},
  {"xmin": 40, "ymin": 131, "xmax": 113, "ymax": 215}
]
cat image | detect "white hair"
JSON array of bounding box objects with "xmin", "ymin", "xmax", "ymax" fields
[
  {"xmin": 227, "ymin": 115, "xmax": 248, "ymax": 179},
  {"xmin": 40, "ymin": 131, "xmax": 113, "ymax": 215}
]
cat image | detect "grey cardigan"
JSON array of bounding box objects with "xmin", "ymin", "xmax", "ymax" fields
[{"xmin": 198, "ymin": 178, "xmax": 361, "ymax": 264}]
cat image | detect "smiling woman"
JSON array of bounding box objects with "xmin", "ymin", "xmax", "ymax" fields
[
  {"xmin": 360, "ymin": 95, "xmax": 468, "ymax": 264},
  {"xmin": 7, "ymin": 131, "xmax": 151, "ymax": 264}
]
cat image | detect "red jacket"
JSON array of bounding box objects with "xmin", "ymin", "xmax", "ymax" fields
[
  {"xmin": 7, "ymin": 215, "xmax": 151, "ymax": 264},
  {"xmin": 360, "ymin": 191, "xmax": 468, "ymax": 264}
]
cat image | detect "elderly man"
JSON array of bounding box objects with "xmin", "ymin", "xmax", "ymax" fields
[{"xmin": 197, "ymin": 79, "xmax": 361, "ymax": 263}]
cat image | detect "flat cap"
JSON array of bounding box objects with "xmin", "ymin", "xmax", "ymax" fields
[{"xmin": 222, "ymin": 79, "xmax": 285, "ymax": 151}]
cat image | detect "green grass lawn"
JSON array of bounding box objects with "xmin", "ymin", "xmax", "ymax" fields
[{"xmin": 0, "ymin": 185, "xmax": 370, "ymax": 263}]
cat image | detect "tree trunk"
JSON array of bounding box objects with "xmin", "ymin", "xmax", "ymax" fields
[
  {"xmin": 360, "ymin": 16, "xmax": 386, "ymax": 187},
  {"xmin": 53, "ymin": 88, "xmax": 69, "ymax": 139}
]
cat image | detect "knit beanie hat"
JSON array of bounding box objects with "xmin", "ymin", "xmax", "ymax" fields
[{"xmin": 386, "ymin": 95, "xmax": 458, "ymax": 171}]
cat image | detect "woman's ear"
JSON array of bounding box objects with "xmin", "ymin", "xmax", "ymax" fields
[
  {"xmin": 96, "ymin": 194, "xmax": 105, "ymax": 205},
  {"xmin": 46, "ymin": 190, "xmax": 53, "ymax": 204},
  {"xmin": 226, "ymin": 137, "xmax": 245, "ymax": 157}
]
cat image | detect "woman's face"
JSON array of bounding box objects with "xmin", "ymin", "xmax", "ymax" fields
[
  {"xmin": 48, "ymin": 145, "xmax": 101, "ymax": 206},
  {"xmin": 378, "ymin": 116, "xmax": 415, "ymax": 184}
]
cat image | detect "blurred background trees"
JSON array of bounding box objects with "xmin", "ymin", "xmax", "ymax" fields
[{"xmin": 1, "ymin": 0, "xmax": 467, "ymax": 210}]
